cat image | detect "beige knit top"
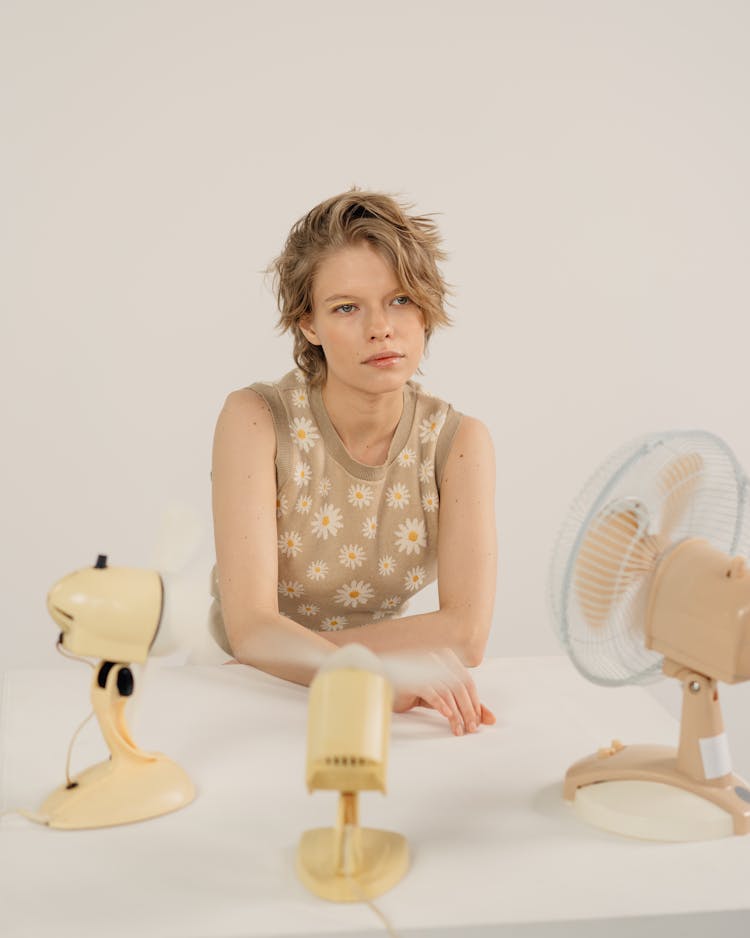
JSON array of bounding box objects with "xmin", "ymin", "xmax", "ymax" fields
[{"xmin": 210, "ymin": 369, "xmax": 461, "ymax": 654}]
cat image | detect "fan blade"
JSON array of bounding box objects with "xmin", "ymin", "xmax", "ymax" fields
[
  {"xmin": 315, "ymin": 644, "xmax": 467, "ymax": 697},
  {"xmin": 379, "ymin": 649, "xmax": 475, "ymax": 697},
  {"xmin": 150, "ymin": 504, "xmax": 210, "ymax": 659},
  {"xmin": 150, "ymin": 503, "xmax": 204, "ymax": 575},
  {"xmin": 574, "ymin": 504, "xmax": 664, "ymax": 629},
  {"xmin": 657, "ymin": 452, "xmax": 704, "ymax": 538}
]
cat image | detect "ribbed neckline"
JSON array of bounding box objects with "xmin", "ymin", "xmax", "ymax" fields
[{"xmin": 308, "ymin": 382, "xmax": 417, "ymax": 481}]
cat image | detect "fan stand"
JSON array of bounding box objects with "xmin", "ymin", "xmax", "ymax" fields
[
  {"xmin": 563, "ymin": 660, "xmax": 750, "ymax": 840},
  {"xmin": 40, "ymin": 660, "xmax": 195, "ymax": 829},
  {"xmin": 296, "ymin": 791, "xmax": 409, "ymax": 901}
]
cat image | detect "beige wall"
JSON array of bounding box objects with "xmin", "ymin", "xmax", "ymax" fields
[{"xmin": 3, "ymin": 0, "xmax": 750, "ymax": 679}]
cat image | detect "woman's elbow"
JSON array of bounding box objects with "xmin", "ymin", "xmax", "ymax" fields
[
  {"xmin": 454, "ymin": 612, "xmax": 491, "ymax": 668},
  {"xmin": 461, "ymin": 640, "xmax": 487, "ymax": 669}
]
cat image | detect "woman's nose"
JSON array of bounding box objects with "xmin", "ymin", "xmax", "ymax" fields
[{"xmin": 367, "ymin": 309, "xmax": 393, "ymax": 340}]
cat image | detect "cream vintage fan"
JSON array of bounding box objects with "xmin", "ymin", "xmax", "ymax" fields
[
  {"xmin": 297, "ymin": 644, "xmax": 409, "ymax": 903},
  {"xmin": 43, "ymin": 553, "xmax": 196, "ymax": 828},
  {"xmin": 549, "ymin": 430, "xmax": 750, "ymax": 840}
]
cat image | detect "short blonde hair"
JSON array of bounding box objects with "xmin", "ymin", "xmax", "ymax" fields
[{"xmin": 271, "ymin": 189, "xmax": 451, "ymax": 386}]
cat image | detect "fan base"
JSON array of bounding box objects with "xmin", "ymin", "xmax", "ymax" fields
[
  {"xmin": 574, "ymin": 780, "xmax": 734, "ymax": 841},
  {"xmin": 565, "ymin": 743, "xmax": 750, "ymax": 840},
  {"xmin": 297, "ymin": 827, "xmax": 409, "ymax": 902},
  {"xmin": 40, "ymin": 753, "xmax": 195, "ymax": 829}
]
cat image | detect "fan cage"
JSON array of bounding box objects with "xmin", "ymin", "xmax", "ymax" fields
[{"xmin": 548, "ymin": 430, "xmax": 750, "ymax": 687}]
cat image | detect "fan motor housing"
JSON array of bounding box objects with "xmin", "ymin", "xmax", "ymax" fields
[
  {"xmin": 305, "ymin": 668, "xmax": 391, "ymax": 793},
  {"xmin": 47, "ymin": 566, "xmax": 163, "ymax": 663},
  {"xmin": 645, "ymin": 538, "xmax": 750, "ymax": 684}
]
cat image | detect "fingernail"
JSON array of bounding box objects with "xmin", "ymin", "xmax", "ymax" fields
[
  {"xmin": 456, "ymin": 723, "xmax": 464, "ymax": 736},
  {"xmin": 468, "ymin": 721, "xmax": 477, "ymax": 732}
]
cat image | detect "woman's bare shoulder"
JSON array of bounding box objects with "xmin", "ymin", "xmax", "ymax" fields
[
  {"xmin": 218, "ymin": 387, "xmax": 274, "ymax": 429},
  {"xmin": 214, "ymin": 387, "xmax": 276, "ymax": 458},
  {"xmin": 451, "ymin": 414, "xmax": 494, "ymax": 454},
  {"xmin": 221, "ymin": 386, "xmax": 272, "ymax": 416}
]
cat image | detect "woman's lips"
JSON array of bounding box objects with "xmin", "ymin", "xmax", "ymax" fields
[{"xmin": 363, "ymin": 353, "xmax": 404, "ymax": 367}]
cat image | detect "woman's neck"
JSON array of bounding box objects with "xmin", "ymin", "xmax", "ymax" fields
[{"xmin": 321, "ymin": 376, "xmax": 404, "ymax": 467}]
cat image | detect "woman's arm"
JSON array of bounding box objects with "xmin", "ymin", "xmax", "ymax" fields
[
  {"xmin": 324, "ymin": 416, "xmax": 497, "ymax": 666},
  {"xmin": 212, "ymin": 388, "xmax": 337, "ymax": 685}
]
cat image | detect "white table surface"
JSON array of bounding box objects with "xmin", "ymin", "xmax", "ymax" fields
[{"xmin": 2, "ymin": 656, "xmax": 750, "ymax": 938}]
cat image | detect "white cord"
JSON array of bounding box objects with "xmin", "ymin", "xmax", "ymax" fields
[
  {"xmin": 55, "ymin": 640, "xmax": 96, "ymax": 670},
  {"xmin": 0, "ymin": 643, "xmax": 97, "ymax": 828},
  {"xmin": 64, "ymin": 709, "xmax": 95, "ymax": 787},
  {"xmin": 344, "ymin": 875, "xmax": 401, "ymax": 938},
  {"xmin": 53, "ymin": 641, "xmax": 100, "ymax": 784},
  {"xmin": 0, "ymin": 701, "xmax": 94, "ymax": 825}
]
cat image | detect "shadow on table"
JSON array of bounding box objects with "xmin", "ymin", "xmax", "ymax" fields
[{"xmin": 270, "ymin": 908, "xmax": 750, "ymax": 938}]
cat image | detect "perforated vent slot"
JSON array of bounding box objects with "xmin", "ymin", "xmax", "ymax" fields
[{"xmin": 324, "ymin": 755, "xmax": 371, "ymax": 766}]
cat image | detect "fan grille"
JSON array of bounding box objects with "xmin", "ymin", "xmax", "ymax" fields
[{"xmin": 549, "ymin": 431, "xmax": 750, "ymax": 686}]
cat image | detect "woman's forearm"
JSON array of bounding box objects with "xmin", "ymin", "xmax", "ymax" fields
[
  {"xmin": 227, "ymin": 612, "xmax": 337, "ymax": 686},
  {"xmin": 226, "ymin": 604, "xmax": 488, "ymax": 686},
  {"xmin": 323, "ymin": 607, "xmax": 487, "ymax": 666}
]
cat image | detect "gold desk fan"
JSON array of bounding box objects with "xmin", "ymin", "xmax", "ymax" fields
[
  {"xmin": 42, "ymin": 553, "xmax": 196, "ymax": 829},
  {"xmin": 548, "ymin": 430, "xmax": 750, "ymax": 840}
]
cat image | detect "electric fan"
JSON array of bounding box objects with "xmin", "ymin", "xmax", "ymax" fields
[
  {"xmin": 297, "ymin": 644, "xmax": 409, "ymax": 902},
  {"xmin": 42, "ymin": 553, "xmax": 196, "ymax": 829},
  {"xmin": 549, "ymin": 430, "xmax": 750, "ymax": 840}
]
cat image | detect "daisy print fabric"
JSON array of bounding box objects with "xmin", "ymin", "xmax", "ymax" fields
[
  {"xmin": 292, "ymin": 461, "xmax": 312, "ymax": 486},
  {"xmin": 290, "ymin": 416, "xmax": 320, "ymax": 453},
  {"xmin": 394, "ymin": 518, "xmax": 427, "ymax": 555},
  {"xmin": 348, "ymin": 483, "xmax": 374, "ymax": 509},
  {"xmin": 386, "ymin": 482, "xmax": 410, "ymax": 509},
  {"xmin": 237, "ymin": 370, "xmax": 459, "ymax": 636}
]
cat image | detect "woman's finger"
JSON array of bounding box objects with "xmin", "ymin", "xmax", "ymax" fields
[
  {"xmin": 436, "ymin": 649, "xmax": 482, "ymax": 722},
  {"xmin": 412, "ymin": 692, "xmax": 495, "ymax": 731},
  {"xmin": 416, "ymin": 685, "xmax": 453, "ymax": 720},
  {"xmin": 435, "ymin": 683, "xmax": 471, "ymax": 735},
  {"xmin": 480, "ymin": 703, "xmax": 496, "ymax": 725},
  {"xmin": 444, "ymin": 676, "xmax": 480, "ymax": 733},
  {"xmin": 421, "ymin": 684, "xmax": 465, "ymax": 734}
]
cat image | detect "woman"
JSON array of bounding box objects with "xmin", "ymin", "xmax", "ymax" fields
[{"xmin": 211, "ymin": 190, "xmax": 497, "ymax": 735}]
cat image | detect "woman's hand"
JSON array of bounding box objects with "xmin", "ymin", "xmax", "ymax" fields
[{"xmin": 387, "ymin": 648, "xmax": 496, "ymax": 736}]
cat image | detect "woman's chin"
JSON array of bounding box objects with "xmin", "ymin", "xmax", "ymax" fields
[{"xmin": 328, "ymin": 364, "xmax": 416, "ymax": 396}]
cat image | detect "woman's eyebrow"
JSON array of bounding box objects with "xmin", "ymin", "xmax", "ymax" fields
[
  {"xmin": 322, "ymin": 288, "xmax": 405, "ymax": 304},
  {"xmin": 323, "ymin": 293, "xmax": 358, "ymax": 303}
]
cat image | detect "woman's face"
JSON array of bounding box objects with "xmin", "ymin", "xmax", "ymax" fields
[{"xmin": 302, "ymin": 242, "xmax": 426, "ymax": 395}]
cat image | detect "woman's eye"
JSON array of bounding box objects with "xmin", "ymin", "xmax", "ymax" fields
[
  {"xmin": 334, "ymin": 303, "xmax": 356, "ymax": 314},
  {"xmin": 392, "ymin": 295, "xmax": 411, "ymax": 306}
]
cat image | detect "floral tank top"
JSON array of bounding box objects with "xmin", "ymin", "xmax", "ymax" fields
[{"xmin": 210, "ymin": 369, "xmax": 461, "ymax": 654}]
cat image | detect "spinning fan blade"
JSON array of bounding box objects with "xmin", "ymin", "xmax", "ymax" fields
[
  {"xmin": 574, "ymin": 500, "xmax": 665, "ymax": 629},
  {"xmin": 149, "ymin": 504, "xmax": 209, "ymax": 659},
  {"xmin": 379, "ymin": 649, "xmax": 471, "ymax": 698},
  {"xmin": 574, "ymin": 453, "xmax": 704, "ymax": 630},
  {"xmin": 657, "ymin": 452, "xmax": 704, "ymax": 537},
  {"xmin": 213, "ymin": 610, "xmax": 477, "ymax": 715}
]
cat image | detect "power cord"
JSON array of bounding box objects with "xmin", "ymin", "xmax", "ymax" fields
[
  {"xmin": 344, "ymin": 875, "xmax": 401, "ymax": 938},
  {"xmin": 1, "ymin": 642, "xmax": 99, "ymax": 826}
]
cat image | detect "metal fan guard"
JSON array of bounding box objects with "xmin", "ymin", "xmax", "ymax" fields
[{"xmin": 548, "ymin": 430, "xmax": 750, "ymax": 687}]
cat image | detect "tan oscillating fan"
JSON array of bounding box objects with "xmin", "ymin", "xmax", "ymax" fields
[{"xmin": 549, "ymin": 430, "xmax": 750, "ymax": 840}]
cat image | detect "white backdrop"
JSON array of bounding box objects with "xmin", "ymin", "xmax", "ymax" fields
[{"xmin": 3, "ymin": 0, "xmax": 750, "ymax": 686}]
